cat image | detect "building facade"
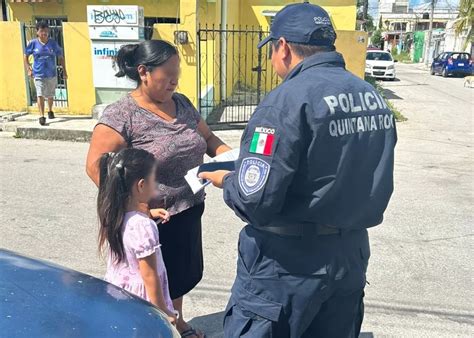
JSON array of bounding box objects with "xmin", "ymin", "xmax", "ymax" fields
[
  {"xmin": 376, "ymin": 0, "xmax": 459, "ymax": 62},
  {"xmin": 1, "ymin": 0, "xmax": 367, "ymax": 121}
]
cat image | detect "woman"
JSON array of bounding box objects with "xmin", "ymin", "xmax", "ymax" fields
[{"xmin": 86, "ymin": 40, "xmax": 230, "ymax": 338}]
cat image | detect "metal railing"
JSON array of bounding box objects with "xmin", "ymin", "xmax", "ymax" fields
[{"xmin": 197, "ymin": 25, "xmax": 281, "ymax": 127}]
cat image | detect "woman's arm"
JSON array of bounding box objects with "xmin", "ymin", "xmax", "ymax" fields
[
  {"xmin": 197, "ymin": 118, "xmax": 231, "ymax": 157},
  {"xmin": 138, "ymin": 254, "xmax": 176, "ymax": 323},
  {"xmin": 86, "ymin": 124, "xmax": 127, "ymax": 186}
]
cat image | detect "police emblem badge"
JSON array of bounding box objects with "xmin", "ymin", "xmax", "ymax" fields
[{"xmin": 239, "ymin": 157, "xmax": 270, "ymax": 196}]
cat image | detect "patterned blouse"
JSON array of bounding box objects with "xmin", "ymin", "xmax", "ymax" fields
[{"xmin": 97, "ymin": 93, "xmax": 207, "ymax": 216}]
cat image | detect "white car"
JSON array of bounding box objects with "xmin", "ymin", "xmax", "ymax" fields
[{"xmin": 365, "ymin": 50, "xmax": 397, "ymax": 80}]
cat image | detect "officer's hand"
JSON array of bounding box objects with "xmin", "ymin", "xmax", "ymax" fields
[{"xmin": 198, "ymin": 170, "xmax": 231, "ymax": 189}]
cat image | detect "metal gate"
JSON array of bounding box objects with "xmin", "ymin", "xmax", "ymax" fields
[
  {"xmin": 22, "ymin": 23, "xmax": 68, "ymax": 108},
  {"xmin": 197, "ymin": 25, "xmax": 281, "ymax": 127}
]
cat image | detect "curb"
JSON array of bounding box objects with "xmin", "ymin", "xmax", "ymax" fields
[
  {"xmin": 1, "ymin": 112, "xmax": 29, "ymax": 122},
  {"xmin": 14, "ymin": 127, "xmax": 92, "ymax": 142}
]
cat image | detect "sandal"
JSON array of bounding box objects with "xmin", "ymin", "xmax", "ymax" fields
[{"xmin": 180, "ymin": 327, "xmax": 205, "ymax": 338}]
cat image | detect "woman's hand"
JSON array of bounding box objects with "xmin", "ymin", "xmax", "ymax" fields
[{"xmin": 150, "ymin": 208, "xmax": 170, "ymax": 223}]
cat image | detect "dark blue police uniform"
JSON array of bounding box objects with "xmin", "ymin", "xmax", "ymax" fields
[{"xmin": 221, "ymin": 3, "xmax": 396, "ymax": 338}]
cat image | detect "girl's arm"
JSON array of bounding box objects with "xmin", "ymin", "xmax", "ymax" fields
[{"xmin": 138, "ymin": 253, "xmax": 176, "ymax": 324}]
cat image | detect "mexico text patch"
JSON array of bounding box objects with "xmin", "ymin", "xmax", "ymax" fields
[{"xmin": 249, "ymin": 127, "xmax": 275, "ymax": 156}]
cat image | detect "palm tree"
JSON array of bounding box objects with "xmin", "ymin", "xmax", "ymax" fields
[{"xmin": 453, "ymin": 0, "xmax": 473, "ymax": 50}]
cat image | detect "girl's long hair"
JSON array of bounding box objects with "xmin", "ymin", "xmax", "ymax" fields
[{"xmin": 97, "ymin": 148, "xmax": 156, "ymax": 263}]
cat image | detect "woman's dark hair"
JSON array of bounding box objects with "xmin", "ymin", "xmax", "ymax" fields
[
  {"xmin": 97, "ymin": 148, "xmax": 156, "ymax": 262},
  {"xmin": 115, "ymin": 40, "xmax": 178, "ymax": 82},
  {"xmin": 36, "ymin": 21, "xmax": 49, "ymax": 31}
]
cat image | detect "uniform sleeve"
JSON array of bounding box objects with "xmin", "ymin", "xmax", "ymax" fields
[
  {"xmin": 53, "ymin": 41, "xmax": 64, "ymax": 57},
  {"xmin": 25, "ymin": 40, "xmax": 35, "ymax": 56},
  {"xmin": 96, "ymin": 102, "xmax": 131, "ymax": 143},
  {"xmin": 223, "ymin": 104, "xmax": 304, "ymax": 226},
  {"xmin": 127, "ymin": 218, "xmax": 160, "ymax": 259}
]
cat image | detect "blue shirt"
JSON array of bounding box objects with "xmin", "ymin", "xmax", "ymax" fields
[
  {"xmin": 223, "ymin": 51, "xmax": 397, "ymax": 230},
  {"xmin": 25, "ymin": 39, "xmax": 63, "ymax": 78}
]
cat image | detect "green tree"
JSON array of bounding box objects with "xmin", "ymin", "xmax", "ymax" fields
[
  {"xmin": 371, "ymin": 30, "xmax": 383, "ymax": 48},
  {"xmin": 357, "ymin": 12, "xmax": 376, "ymax": 32},
  {"xmin": 356, "ymin": 0, "xmax": 374, "ymax": 32},
  {"xmin": 366, "ymin": 14, "xmax": 376, "ymax": 32},
  {"xmin": 453, "ymin": 0, "xmax": 473, "ymax": 50}
]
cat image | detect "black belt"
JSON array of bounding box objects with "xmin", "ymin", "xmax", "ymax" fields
[{"xmin": 252, "ymin": 223, "xmax": 342, "ymax": 237}]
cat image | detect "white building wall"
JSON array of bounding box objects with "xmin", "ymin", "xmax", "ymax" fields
[{"xmin": 443, "ymin": 20, "xmax": 471, "ymax": 53}]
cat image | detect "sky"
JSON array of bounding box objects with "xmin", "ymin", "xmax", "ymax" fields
[
  {"xmin": 369, "ymin": 0, "xmax": 460, "ymax": 17},
  {"xmin": 409, "ymin": 0, "xmax": 459, "ymax": 6}
]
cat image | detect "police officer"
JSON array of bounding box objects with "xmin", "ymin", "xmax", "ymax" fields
[{"xmin": 199, "ymin": 2, "xmax": 396, "ymax": 337}]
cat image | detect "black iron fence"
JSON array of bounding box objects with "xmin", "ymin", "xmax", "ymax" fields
[
  {"xmin": 22, "ymin": 24, "xmax": 68, "ymax": 108},
  {"xmin": 197, "ymin": 25, "xmax": 281, "ymax": 127}
]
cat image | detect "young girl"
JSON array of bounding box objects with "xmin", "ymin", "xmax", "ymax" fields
[{"xmin": 97, "ymin": 148, "xmax": 177, "ymax": 324}]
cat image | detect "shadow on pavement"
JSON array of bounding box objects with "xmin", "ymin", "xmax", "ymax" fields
[
  {"xmin": 381, "ymin": 88, "xmax": 403, "ymax": 100},
  {"xmin": 189, "ymin": 311, "xmax": 375, "ymax": 338},
  {"xmin": 189, "ymin": 311, "xmax": 225, "ymax": 338},
  {"xmin": 46, "ymin": 116, "xmax": 93, "ymax": 126}
]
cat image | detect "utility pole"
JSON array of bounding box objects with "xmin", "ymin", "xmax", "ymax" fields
[
  {"xmin": 363, "ymin": 0, "xmax": 369, "ymax": 31},
  {"xmin": 424, "ymin": 0, "xmax": 435, "ymax": 65}
]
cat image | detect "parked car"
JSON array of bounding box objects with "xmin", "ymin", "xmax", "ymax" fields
[
  {"xmin": 367, "ymin": 45, "xmax": 381, "ymax": 51},
  {"xmin": 365, "ymin": 50, "xmax": 397, "ymax": 80},
  {"xmin": 431, "ymin": 52, "xmax": 473, "ymax": 77},
  {"xmin": 0, "ymin": 249, "xmax": 180, "ymax": 338}
]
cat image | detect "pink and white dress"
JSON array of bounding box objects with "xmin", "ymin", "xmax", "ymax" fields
[{"xmin": 104, "ymin": 211, "xmax": 174, "ymax": 313}]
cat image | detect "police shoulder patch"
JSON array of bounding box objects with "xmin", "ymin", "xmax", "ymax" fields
[
  {"xmin": 238, "ymin": 157, "xmax": 271, "ymax": 196},
  {"xmin": 249, "ymin": 126, "xmax": 276, "ymax": 156}
]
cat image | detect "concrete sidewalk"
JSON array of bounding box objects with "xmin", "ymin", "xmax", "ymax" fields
[
  {"xmin": 0, "ymin": 112, "xmax": 244, "ymax": 145},
  {"xmin": 0, "ymin": 113, "xmax": 96, "ymax": 142}
]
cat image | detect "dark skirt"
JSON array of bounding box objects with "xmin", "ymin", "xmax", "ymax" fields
[{"xmin": 158, "ymin": 203, "xmax": 205, "ymax": 300}]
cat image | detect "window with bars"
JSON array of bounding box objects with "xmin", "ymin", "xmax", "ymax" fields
[{"xmin": 144, "ymin": 17, "xmax": 180, "ymax": 40}]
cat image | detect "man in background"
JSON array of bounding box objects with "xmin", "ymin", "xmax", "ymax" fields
[{"xmin": 24, "ymin": 21, "xmax": 67, "ymax": 126}]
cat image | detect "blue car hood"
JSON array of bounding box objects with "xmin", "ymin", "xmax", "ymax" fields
[{"xmin": 0, "ymin": 249, "xmax": 179, "ymax": 337}]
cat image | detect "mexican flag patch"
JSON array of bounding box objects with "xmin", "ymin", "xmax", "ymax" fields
[{"xmin": 249, "ymin": 127, "xmax": 275, "ymax": 156}]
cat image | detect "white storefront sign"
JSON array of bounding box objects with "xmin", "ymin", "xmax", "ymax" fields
[
  {"xmin": 87, "ymin": 6, "xmax": 144, "ymax": 27},
  {"xmin": 87, "ymin": 5, "xmax": 144, "ymax": 89},
  {"xmin": 87, "ymin": 6, "xmax": 144, "ymax": 40},
  {"xmin": 88, "ymin": 26, "xmax": 144, "ymax": 40},
  {"xmin": 91, "ymin": 41, "xmax": 137, "ymax": 89}
]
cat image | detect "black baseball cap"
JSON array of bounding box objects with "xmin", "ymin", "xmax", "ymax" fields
[{"xmin": 257, "ymin": 2, "xmax": 336, "ymax": 49}]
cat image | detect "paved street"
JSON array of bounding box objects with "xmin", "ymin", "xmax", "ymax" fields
[{"xmin": 1, "ymin": 63, "xmax": 473, "ymax": 337}]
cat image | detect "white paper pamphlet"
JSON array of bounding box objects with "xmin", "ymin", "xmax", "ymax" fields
[{"xmin": 184, "ymin": 148, "xmax": 240, "ymax": 194}]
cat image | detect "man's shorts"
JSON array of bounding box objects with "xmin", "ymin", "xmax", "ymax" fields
[{"xmin": 34, "ymin": 77, "xmax": 57, "ymax": 98}]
